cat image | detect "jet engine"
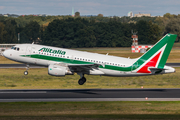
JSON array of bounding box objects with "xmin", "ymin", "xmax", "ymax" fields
[{"xmin": 48, "ymin": 64, "xmax": 73, "ymax": 76}]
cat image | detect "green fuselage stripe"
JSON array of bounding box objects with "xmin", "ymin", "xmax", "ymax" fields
[{"xmin": 22, "ymin": 54, "xmax": 133, "ymax": 72}]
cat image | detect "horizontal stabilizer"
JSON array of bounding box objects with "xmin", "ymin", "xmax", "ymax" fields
[{"xmin": 149, "ymin": 68, "xmax": 165, "ymax": 74}]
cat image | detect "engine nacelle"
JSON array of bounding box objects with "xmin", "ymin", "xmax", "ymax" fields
[{"xmin": 48, "ymin": 64, "xmax": 73, "ymax": 76}]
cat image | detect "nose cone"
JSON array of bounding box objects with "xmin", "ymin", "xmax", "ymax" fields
[
  {"xmin": 3, "ymin": 50, "xmax": 11, "ymax": 59},
  {"xmin": 3, "ymin": 50, "xmax": 7, "ymax": 57}
]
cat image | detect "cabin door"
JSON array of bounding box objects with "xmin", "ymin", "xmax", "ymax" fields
[{"xmin": 26, "ymin": 46, "xmax": 32, "ymax": 57}]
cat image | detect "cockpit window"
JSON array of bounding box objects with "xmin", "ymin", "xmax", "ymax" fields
[{"xmin": 11, "ymin": 46, "xmax": 20, "ymax": 51}]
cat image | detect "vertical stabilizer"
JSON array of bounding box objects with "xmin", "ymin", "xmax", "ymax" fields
[{"xmin": 134, "ymin": 34, "xmax": 177, "ymax": 73}]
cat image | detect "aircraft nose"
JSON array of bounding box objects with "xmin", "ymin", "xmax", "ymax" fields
[
  {"xmin": 3, "ymin": 50, "xmax": 10, "ymax": 59},
  {"xmin": 3, "ymin": 50, "xmax": 6, "ymax": 57}
]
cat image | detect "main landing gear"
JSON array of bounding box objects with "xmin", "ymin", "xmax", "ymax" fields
[
  {"xmin": 78, "ymin": 77, "xmax": 86, "ymax": 85},
  {"xmin": 77, "ymin": 73, "xmax": 86, "ymax": 85},
  {"xmin": 24, "ymin": 64, "xmax": 29, "ymax": 75}
]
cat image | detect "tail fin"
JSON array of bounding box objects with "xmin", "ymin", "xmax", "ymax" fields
[{"xmin": 134, "ymin": 34, "xmax": 177, "ymax": 73}]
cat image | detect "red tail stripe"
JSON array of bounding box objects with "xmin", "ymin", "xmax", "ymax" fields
[{"xmin": 137, "ymin": 51, "xmax": 162, "ymax": 73}]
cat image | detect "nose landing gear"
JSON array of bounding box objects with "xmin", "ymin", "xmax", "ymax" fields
[
  {"xmin": 24, "ymin": 64, "xmax": 29, "ymax": 75},
  {"xmin": 24, "ymin": 71, "xmax": 28, "ymax": 75}
]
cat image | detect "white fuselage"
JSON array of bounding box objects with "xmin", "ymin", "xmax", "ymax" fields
[{"xmin": 3, "ymin": 44, "xmax": 175, "ymax": 77}]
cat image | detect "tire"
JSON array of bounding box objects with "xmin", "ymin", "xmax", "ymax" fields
[
  {"xmin": 24, "ymin": 71, "xmax": 28, "ymax": 75},
  {"xmin": 82, "ymin": 77, "xmax": 86, "ymax": 83},
  {"xmin": 78, "ymin": 77, "xmax": 86, "ymax": 85},
  {"xmin": 78, "ymin": 79, "xmax": 84, "ymax": 85}
]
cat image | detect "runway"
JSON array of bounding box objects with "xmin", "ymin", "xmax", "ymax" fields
[
  {"xmin": 0, "ymin": 64, "xmax": 46, "ymax": 68},
  {"xmin": 0, "ymin": 63, "xmax": 180, "ymax": 68},
  {"xmin": 1, "ymin": 89, "xmax": 180, "ymax": 102}
]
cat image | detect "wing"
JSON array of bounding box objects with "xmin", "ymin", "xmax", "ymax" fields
[{"xmin": 68, "ymin": 64, "xmax": 101, "ymax": 73}]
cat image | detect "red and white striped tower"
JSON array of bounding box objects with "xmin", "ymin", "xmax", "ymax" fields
[{"xmin": 131, "ymin": 31, "xmax": 138, "ymax": 53}]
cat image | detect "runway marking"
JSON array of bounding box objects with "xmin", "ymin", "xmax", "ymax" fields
[{"xmin": 1, "ymin": 98, "xmax": 180, "ymax": 102}]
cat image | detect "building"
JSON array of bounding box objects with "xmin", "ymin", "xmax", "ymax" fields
[
  {"xmin": 131, "ymin": 45, "xmax": 153, "ymax": 53},
  {"xmin": 72, "ymin": 7, "xmax": 75, "ymax": 17},
  {"xmin": 134, "ymin": 13, "xmax": 151, "ymax": 17},
  {"xmin": 128, "ymin": 11, "xmax": 133, "ymax": 18}
]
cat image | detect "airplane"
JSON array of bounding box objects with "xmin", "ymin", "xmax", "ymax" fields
[{"xmin": 3, "ymin": 34, "xmax": 177, "ymax": 85}]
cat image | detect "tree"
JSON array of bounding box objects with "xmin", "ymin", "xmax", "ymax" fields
[
  {"xmin": 0, "ymin": 22, "xmax": 7, "ymax": 43},
  {"xmin": 4, "ymin": 19, "xmax": 17, "ymax": 43},
  {"xmin": 136, "ymin": 20, "xmax": 160, "ymax": 44},
  {"xmin": 20, "ymin": 21, "xmax": 40, "ymax": 43},
  {"xmin": 165, "ymin": 18, "xmax": 180, "ymax": 41},
  {"xmin": 98, "ymin": 14, "xmax": 103, "ymax": 17},
  {"xmin": 75, "ymin": 12, "xmax": 80, "ymax": 17}
]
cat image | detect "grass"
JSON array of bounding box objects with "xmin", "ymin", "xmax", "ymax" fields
[
  {"xmin": 0, "ymin": 67, "xmax": 179, "ymax": 89},
  {"xmin": 0, "ymin": 56, "xmax": 19, "ymax": 64},
  {"xmin": 1, "ymin": 101, "xmax": 180, "ymax": 119}
]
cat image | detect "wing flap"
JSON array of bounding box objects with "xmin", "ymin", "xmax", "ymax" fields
[{"xmin": 68, "ymin": 64, "xmax": 101, "ymax": 73}]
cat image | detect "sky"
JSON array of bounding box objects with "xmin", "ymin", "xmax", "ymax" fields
[{"xmin": 0, "ymin": 0, "xmax": 180, "ymax": 16}]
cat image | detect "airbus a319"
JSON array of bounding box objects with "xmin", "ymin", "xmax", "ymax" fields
[{"xmin": 3, "ymin": 34, "xmax": 177, "ymax": 85}]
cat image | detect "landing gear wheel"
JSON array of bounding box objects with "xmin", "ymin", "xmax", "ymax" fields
[
  {"xmin": 24, "ymin": 71, "xmax": 28, "ymax": 75},
  {"xmin": 78, "ymin": 77, "xmax": 86, "ymax": 85},
  {"xmin": 24, "ymin": 64, "xmax": 29, "ymax": 75}
]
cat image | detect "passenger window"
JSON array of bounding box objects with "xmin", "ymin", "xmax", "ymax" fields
[{"xmin": 17, "ymin": 48, "xmax": 20, "ymax": 51}]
